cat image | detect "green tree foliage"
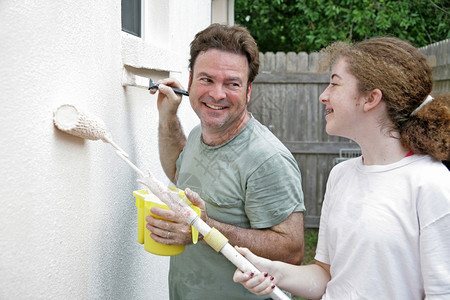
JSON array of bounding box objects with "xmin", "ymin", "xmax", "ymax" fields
[{"xmin": 235, "ymin": 0, "xmax": 449, "ymax": 53}]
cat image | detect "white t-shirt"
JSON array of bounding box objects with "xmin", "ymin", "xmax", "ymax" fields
[{"xmin": 315, "ymin": 155, "xmax": 450, "ymax": 299}]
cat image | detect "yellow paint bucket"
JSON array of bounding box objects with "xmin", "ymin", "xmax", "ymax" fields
[{"xmin": 133, "ymin": 189, "xmax": 200, "ymax": 256}]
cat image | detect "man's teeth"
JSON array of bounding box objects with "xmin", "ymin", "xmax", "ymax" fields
[
  {"xmin": 326, "ymin": 109, "xmax": 334, "ymax": 115},
  {"xmin": 206, "ymin": 103, "xmax": 225, "ymax": 110}
]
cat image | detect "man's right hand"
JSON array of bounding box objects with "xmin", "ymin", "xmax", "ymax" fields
[{"xmin": 149, "ymin": 78, "xmax": 185, "ymax": 117}]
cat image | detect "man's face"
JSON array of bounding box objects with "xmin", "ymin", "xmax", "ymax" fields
[{"xmin": 188, "ymin": 49, "xmax": 252, "ymax": 141}]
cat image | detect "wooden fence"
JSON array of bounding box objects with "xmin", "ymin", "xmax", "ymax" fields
[
  {"xmin": 249, "ymin": 39, "xmax": 449, "ymax": 228},
  {"xmin": 419, "ymin": 39, "xmax": 450, "ymax": 96}
]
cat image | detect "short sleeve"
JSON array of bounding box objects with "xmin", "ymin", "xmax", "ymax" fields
[
  {"xmin": 244, "ymin": 152, "xmax": 305, "ymax": 228},
  {"xmin": 418, "ymin": 174, "xmax": 450, "ymax": 298},
  {"xmin": 420, "ymin": 214, "xmax": 450, "ymax": 297}
]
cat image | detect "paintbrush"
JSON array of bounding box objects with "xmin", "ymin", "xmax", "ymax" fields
[
  {"xmin": 149, "ymin": 79, "xmax": 189, "ymax": 96},
  {"xmin": 122, "ymin": 68, "xmax": 189, "ymax": 96}
]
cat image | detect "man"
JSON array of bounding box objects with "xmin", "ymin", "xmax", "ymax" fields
[{"xmin": 147, "ymin": 23, "xmax": 305, "ymax": 299}]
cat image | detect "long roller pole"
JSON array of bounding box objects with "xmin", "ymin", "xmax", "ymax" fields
[{"xmin": 53, "ymin": 105, "xmax": 289, "ymax": 299}]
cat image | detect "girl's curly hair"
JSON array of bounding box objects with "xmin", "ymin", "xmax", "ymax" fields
[{"xmin": 319, "ymin": 37, "xmax": 449, "ymax": 161}]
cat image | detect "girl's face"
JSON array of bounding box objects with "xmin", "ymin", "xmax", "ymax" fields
[{"xmin": 319, "ymin": 57, "xmax": 367, "ymax": 140}]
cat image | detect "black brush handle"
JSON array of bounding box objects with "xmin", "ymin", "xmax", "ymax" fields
[{"xmin": 149, "ymin": 79, "xmax": 189, "ymax": 96}]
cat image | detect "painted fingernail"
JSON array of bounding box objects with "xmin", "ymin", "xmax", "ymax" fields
[
  {"xmin": 271, "ymin": 284, "xmax": 275, "ymax": 289},
  {"xmin": 263, "ymin": 272, "xmax": 268, "ymax": 277},
  {"xmin": 250, "ymin": 272, "xmax": 254, "ymax": 277},
  {"xmin": 270, "ymin": 276, "xmax": 274, "ymax": 281}
]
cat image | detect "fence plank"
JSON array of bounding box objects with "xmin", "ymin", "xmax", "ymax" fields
[
  {"xmin": 255, "ymin": 73, "xmax": 329, "ymax": 83},
  {"xmin": 284, "ymin": 142, "xmax": 360, "ymax": 154},
  {"xmin": 419, "ymin": 39, "xmax": 450, "ymax": 95}
]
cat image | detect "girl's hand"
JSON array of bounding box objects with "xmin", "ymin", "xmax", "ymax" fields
[{"xmin": 232, "ymin": 246, "xmax": 278, "ymax": 296}]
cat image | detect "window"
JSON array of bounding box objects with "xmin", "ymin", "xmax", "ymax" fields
[{"xmin": 122, "ymin": 0, "xmax": 141, "ymax": 37}]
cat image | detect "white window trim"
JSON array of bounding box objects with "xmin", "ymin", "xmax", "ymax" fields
[
  {"xmin": 121, "ymin": 32, "xmax": 181, "ymax": 73},
  {"xmin": 121, "ymin": 0, "xmax": 182, "ymax": 73}
]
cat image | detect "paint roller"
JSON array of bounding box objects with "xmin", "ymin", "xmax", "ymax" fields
[
  {"xmin": 53, "ymin": 104, "xmax": 146, "ymax": 177},
  {"xmin": 53, "ymin": 104, "xmax": 131, "ymax": 158},
  {"xmin": 52, "ymin": 104, "xmax": 289, "ymax": 300}
]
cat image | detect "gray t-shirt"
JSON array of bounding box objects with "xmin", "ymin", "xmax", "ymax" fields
[{"xmin": 170, "ymin": 117, "xmax": 305, "ymax": 300}]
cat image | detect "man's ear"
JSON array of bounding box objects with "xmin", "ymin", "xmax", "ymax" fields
[
  {"xmin": 188, "ymin": 71, "xmax": 192, "ymax": 90},
  {"xmin": 363, "ymin": 88, "xmax": 383, "ymax": 112},
  {"xmin": 246, "ymin": 82, "xmax": 253, "ymax": 104}
]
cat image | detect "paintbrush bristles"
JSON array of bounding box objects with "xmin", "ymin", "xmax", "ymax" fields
[{"xmin": 53, "ymin": 104, "xmax": 108, "ymax": 141}]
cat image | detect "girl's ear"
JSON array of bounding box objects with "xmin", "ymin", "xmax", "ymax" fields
[{"xmin": 363, "ymin": 88, "xmax": 383, "ymax": 112}]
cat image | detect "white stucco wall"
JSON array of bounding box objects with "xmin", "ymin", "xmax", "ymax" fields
[{"xmin": 0, "ymin": 0, "xmax": 212, "ymax": 299}]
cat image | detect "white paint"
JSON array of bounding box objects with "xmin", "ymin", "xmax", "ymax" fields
[{"xmin": 0, "ymin": 0, "xmax": 218, "ymax": 299}]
